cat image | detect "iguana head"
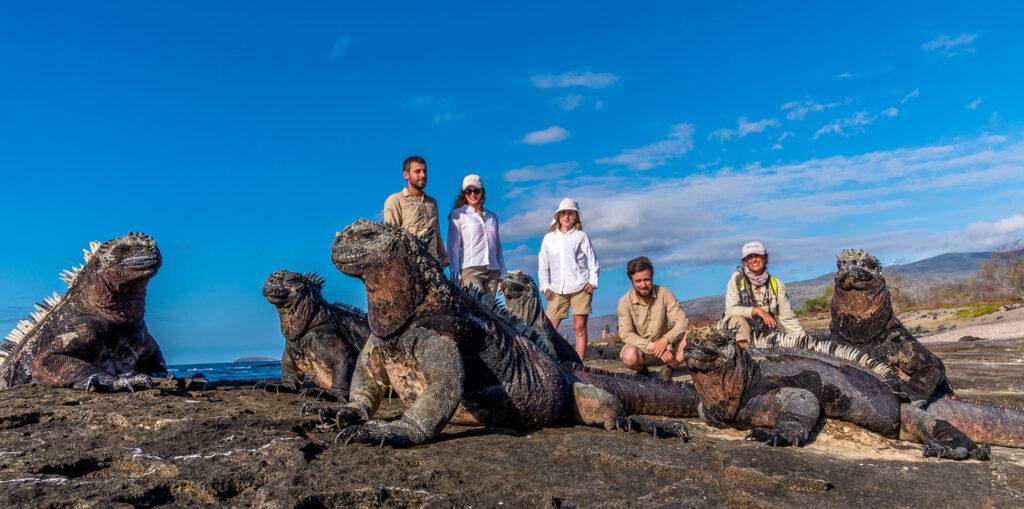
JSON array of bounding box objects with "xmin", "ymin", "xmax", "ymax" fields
[
  {"xmin": 501, "ymin": 270, "xmax": 539, "ymax": 318},
  {"xmin": 73, "ymin": 232, "xmax": 162, "ymax": 323},
  {"xmin": 263, "ymin": 270, "xmax": 325, "ymax": 306},
  {"xmin": 830, "ymin": 249, "xmax": 894, "ymax": 343},
  {"xmin": 683, "ymin": 323, "xmax": 739, "ymax": 373},
  {"xmin": 331, "ymin": 219, "xmax": 439, "ymax": 337}
]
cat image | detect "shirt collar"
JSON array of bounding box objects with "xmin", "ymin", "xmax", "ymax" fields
[{"xmin": 629, "ymin": 285, "xmax": 659, "ymax": 305}]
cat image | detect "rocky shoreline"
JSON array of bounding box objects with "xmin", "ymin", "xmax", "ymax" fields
[{"xmin": 2, "ymin": 334, "xmax": 1024, "ymax": 507}]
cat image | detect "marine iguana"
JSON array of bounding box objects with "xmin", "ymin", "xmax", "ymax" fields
[
  {"xmin": 685, "ymin": 325, "xmax": 991, "ymax": 460},
  {"xmin": 500, "ymin": 270, "xmax": 582, "ymax": 365},
  {"xmin": 303, "ymin": 219, "xmax": 691, "ymax": 447},
  {"xmin": 256, "ymin": 270, "xmax": 370, "ymax": 400},
  {"xmin": 756, "ymin": 249, "xmax": 1024, "ymax": 448},
  {"xmin": 0, "ymin": 233, "xmax": 174, "ymax": 392}
]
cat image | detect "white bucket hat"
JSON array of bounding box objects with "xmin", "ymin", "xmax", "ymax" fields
[
  {"xmin": 554, "ymin": 198, "xmax": 581, "ymax": 222},
  {"xmin": 462, "ymin": 174, "xmax": 483, "ymax": 191},
  {"xmin": 742, "ymin": 241, "xmax": 766, "ymax": 258}
]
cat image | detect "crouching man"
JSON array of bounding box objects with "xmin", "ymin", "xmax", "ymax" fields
[
  {"xmin": 722, "ymin": 241, "xmax": 804, "ymax": 346},
  {"xmin": 618, "ymin": 256, "xmax": 689, "ymax": 380}
]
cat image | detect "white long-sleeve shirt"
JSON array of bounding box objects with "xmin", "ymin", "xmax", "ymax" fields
[
  {"xmin": 447, "ymin": 206, "xmax": 506, "ymax": 281},
  {"xmin": 538, "ymin": 229, "xmax": 599, "ymax": 294}
]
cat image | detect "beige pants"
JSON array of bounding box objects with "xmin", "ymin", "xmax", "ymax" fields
[
  {"xmin": 545, "ymin": 289, "xmax": 593, "ymax": 320},
  {"xmin": 461, "ymin": 265, "xmax": 500, "ymax": 297},
  {"xmin": 725, "ymin": 315, "xmax": 752, "ymax": 346}
]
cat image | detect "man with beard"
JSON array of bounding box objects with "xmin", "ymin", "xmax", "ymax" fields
[
  {"xmin": 722, "ymin": 241, "xmax": 804, "ymax": 346},
  {"xmin": 618, "ymin": 256, "xmax": 689, "ymax": 380},
  {"xmin": 383, "ymin": 155, "xmax": 449, "ymax": 266}
]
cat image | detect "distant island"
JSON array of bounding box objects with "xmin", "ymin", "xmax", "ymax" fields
[{"xmin": 232, "ymin": 357, "xmax": 279, "ymax": 363}]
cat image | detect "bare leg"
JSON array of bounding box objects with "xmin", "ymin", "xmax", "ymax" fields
[
  {"xmin": 619, "ymin": 345, "xmax": 646, "ymax": 373},
  {"xmin": 667, "ymin": 331, "xmax": 688, "ymax": 369},
  {"xmin": 573, "ymin": 314, "xmax": 588, "ymax": 361}
]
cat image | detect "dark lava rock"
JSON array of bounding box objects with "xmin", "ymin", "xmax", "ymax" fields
[{"xmin": 959, "ymin": 335, "xmax": 987, "ymax": 342}]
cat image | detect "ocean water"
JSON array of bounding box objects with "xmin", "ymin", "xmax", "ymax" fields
[{"xmin": 167, "ymin": 361, "xmax": 281, "ymax": 382}]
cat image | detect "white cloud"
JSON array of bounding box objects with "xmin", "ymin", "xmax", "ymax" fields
[
  {"xmin": 530, "ymin": 71, "xmax": 619, "ymax": 89},
  {"xmin": 595, "ymin": 123, "xmax": 694, "ymax": 170},
  {"xmin": 781, "ymin": 98, "xmax": 842, "ymax": 121},
  {"xmin": 499, "ymin": 133, "xmax": 1024, "ymax": 272},
  {"xmin": 558, "ymin": 94, "xmax": 584, "ymax": 111},
  {"xmin": 697, "ymin": 159, "xmax": 721, "ymax": 171},
  {"xmin": 837, "ymin": 72, "xmax": 858, "ymax": 79},
  {"xmin": 772, "ymin": 131, "xmax": 795, "ymax": 150},
  {"xmin": 503, "ymin": 161, "xmax": 579, "ymax": 182},
  {"xmin": 967, "ymin": 97, "xmax": 983, "ymax": 110},
  {"xmin": 521, "ymin": 126, "xmax": 570, "ymax": 145},
  {"xmin": 901, "ymin": 88, "xmax": 919, "ymax": 104},
  {"xmin": 710, "ymin": 117, "xmax": 780, "ymax": 141},
  {"xmin": 814, "ymin": 107, "xmax": 897, "ymax": 139},
  {"xmin": 921, "ymin": 33, "xmax": 978, "ymax": 55}
]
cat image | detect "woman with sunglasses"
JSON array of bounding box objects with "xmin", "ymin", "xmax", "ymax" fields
[{"xmin": 447, "ymin": 174, "xmax": 506, "ymax": 297}]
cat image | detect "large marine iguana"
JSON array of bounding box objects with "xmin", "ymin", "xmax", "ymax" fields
[
  {"xmin": 756, "ymin": 249, "xmax": 1024, "ymax": 448},
  {"xmin": 303, "ymin": 219, "xmax": 692, "ymax": 447},
  {"xmin": 0, "ymin": 233, "xmax": 171, "ymax": 392},
  {"xmin": 257, "ymin": 270, "xmax": 370, "ymax": 400},
  {"xmin": 501, "ymin": 270, "xmax": 582, "ymax": 366},
  {"xmin": 685, "ymin": 325, "xmax": 991, "ymax": 460}
]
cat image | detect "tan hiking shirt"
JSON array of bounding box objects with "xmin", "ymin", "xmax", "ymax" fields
[
  {"xmin": 724, "ymin": 271, "xmax": 804, "ymax": 335},
  {"xmin": 617, "ymin": 285, "xmax": 689, "ymax": 348},
  {"xmin": 383, "ymin": 188, "xmax": 449, "ymax": 264}
]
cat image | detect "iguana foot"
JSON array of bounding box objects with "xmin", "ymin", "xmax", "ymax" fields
[
  {"xmin": 300, "ymin": 387, "xmax": 348, "ymax": 403},
  {"xmin": 335, "ymin": 420, "xmax": 421, "ymax": 448},
  {"xmin": 615, "ymin": 414, "xmax": 688, "ymax": 441},
  {"xmin": 178, "ymin": 373, "xmax": 208, "ymax": 391},
  {"xmin": 86, "ymin": 373, "xmax": 153, "ymax": 393},
  {"xmin": 299, "ymin": 402, "xmax": 334, "ymax": 424},
  {"xmin": 922, "ymin": 440, "xmax": 990, "ymax": 461},
  {"xmin": 744, "ymin": 427, "xmax": 803, "ymax": 447},
  {"xmin": 252, "ymin": 379, "xmax": 299, "ymax": 394}
]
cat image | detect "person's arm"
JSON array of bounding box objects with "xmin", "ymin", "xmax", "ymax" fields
[
  {"xmin": 661, "ymin": 289, "xmax": 690, "ymax": 346},
  {"xmin": 537, "ymin": 235, "xmax": 552, "ymax": 294},
  {"xmin": 580, "ymin": 232, "xmax": 599, "ymax": 289},
  {"xmin": 432, "ymin": 207, "xmax": 449, "ymax": 266},
  {"xmin": 493, "ymin": 214, "xmax": 507, "ymax": 280},
  {"xmin": 725, "ymin": 272, "xmax": 754, "ymax": 318},
  {"xmin": 617, "ymin": 297, "xmax": 646, "ymax": 346},
  {"xmin": 383, "ymin": 195, "xmax": 401, "ymax": 225},
  {"xmin": 774, "ymin": 280, "xmax": 805, "ymax": 335},
  {"xmin": 446, "ymin": 213, "xmax": 462, "ymax": 282}
]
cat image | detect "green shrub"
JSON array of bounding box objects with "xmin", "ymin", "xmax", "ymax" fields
[{"xmin": 800, "ymin": 287, "xmax": 833, "ymax": 314}]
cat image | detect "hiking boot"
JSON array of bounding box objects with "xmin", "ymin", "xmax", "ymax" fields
[
  {"xmin": 637, "ymin": 366, "xmax": 652, "ymax": 377},
  {"xmin": 659, "ymin": 366, "xmax": 674, "ymax": 381}
]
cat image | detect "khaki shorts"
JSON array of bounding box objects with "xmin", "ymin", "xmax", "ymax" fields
[
  {"xmin": 545, "ymin": 289, "xmax": 592, "ymax": 320},
  {"xmin": 619, "ymin": 343, "xmax": 666, "ymax": 366},
  {"xmin": 460, "ymin": 265, "xmax": 500, "ymax": 298}
]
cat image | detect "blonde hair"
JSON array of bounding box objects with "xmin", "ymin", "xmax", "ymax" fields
[{"xmin": 546, "ymin": 210, "xmax": 582, "ymax": 234}]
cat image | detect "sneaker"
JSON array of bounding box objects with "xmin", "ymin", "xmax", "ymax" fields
[{"xmin": 659, "ymin": 366, "xmax": 674, "ymax": 381}]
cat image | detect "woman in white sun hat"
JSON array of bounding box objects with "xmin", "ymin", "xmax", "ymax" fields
[
  {"xmin": 447, "ymin": 174, "xmax": 506, "ymax": 297},
  {"xmin": 538, "ymin": 198, "xmax": 600, "ymax": 361}
]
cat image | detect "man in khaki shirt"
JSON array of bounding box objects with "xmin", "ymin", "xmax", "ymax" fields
[
  {"xmin": 722, "ymin": 241, "xmax": 804, "ymax": 346},
  {"xmin": 382, "ymin": 155, "xmax": 449, "ymax": 265},
  {"xmin": 617, "ymin": 256, "xmax": 689, "ymax": 380}
]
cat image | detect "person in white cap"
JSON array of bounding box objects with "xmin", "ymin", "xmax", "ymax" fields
[
  {"xmin": 721, "ymin": 241, "xmax": 804, "ymax": 346},
  {"xmin": 447, "ymin": 174, "xmax": 506, "ymax": 297},
  {"xmin": 538, "ymin": 198, "xmax": 599, "ymax": 361},
  {"xmin": 383, "ymin": 155, "xmax": 449, "ymax": 266}
]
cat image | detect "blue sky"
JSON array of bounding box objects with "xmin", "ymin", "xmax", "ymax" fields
[{"xmin": 2, "ymin": 2, "xmax": 1023, "ymax": 363}]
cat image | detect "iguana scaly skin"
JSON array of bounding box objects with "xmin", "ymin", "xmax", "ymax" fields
[
  {"xmin": 502, "ymin": 269, "xmax": 700, "ymax": 417},
  {"xmin": 0, "ymin": 233, "xmax": 166, "ymax": 392},
  {"xmin": 304, "ymin": 220, "xmax": 689, "ymax": 447},
  {"xmin": 686, "ymin": 325, "xmax": 990, "ymax": 460},
  {"xmin": 257, "ymin": 270, "xmax": 370, "ymax": 400},
  {"xmin": 756, "ymin": 250, "xmax": 1024, "ymax": 448}
]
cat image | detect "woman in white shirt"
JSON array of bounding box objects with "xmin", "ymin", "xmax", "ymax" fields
[
  {"xmin": 447, "ymin": 174, "xmax": 506, "ymax": 297},
  {"xmin": 538, "ymin": 198, "xmax": 599, "ymax": 361}
]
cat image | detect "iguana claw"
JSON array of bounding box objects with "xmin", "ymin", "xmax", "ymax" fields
[
  {"xmin": 180, "ymin": 373, "xmax": 208, "ymax": 391},
  {"xmin": 745, "ymin": 427, "xmax": 802, "ymax": 447},
  {"xmin": 299, "ymin": 401, "xmax": 332, "ymax": 424},
  {"xmin": 615, "ymin": 414, "xmax": 689, "ymax": 442},
  {"xmin": 335, "ymin": 424, "xmax": 412, "ymax": 448}
]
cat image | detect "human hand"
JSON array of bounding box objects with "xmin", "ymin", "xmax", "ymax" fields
[
  {"xmin": 752, "ymin": 307, "xmax": 777, "ymax": 328},
  {"xmin": 544, "ymin": 289, "xmax": 555, "ymax": 301},
  {"xmin": 651, "ymin": 337, "xmax": 668, "ymax": 357},
  {"xmin": 583, "ymin": 282, "xmax": 594, "ymax": 294}
]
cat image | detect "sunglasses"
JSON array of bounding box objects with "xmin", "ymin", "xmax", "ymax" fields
[{"xmin": 464, "ymin": 187, "xmax": 483, "ymax": 195}]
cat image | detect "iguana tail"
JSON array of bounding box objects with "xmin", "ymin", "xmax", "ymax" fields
[
  {"xmin": 925, "ymin": 394, "xmax": 1024, "ymax": 448},
  {"xmin": 567, "ymin": 364, "xmax": 700, "ymax": 418}
]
